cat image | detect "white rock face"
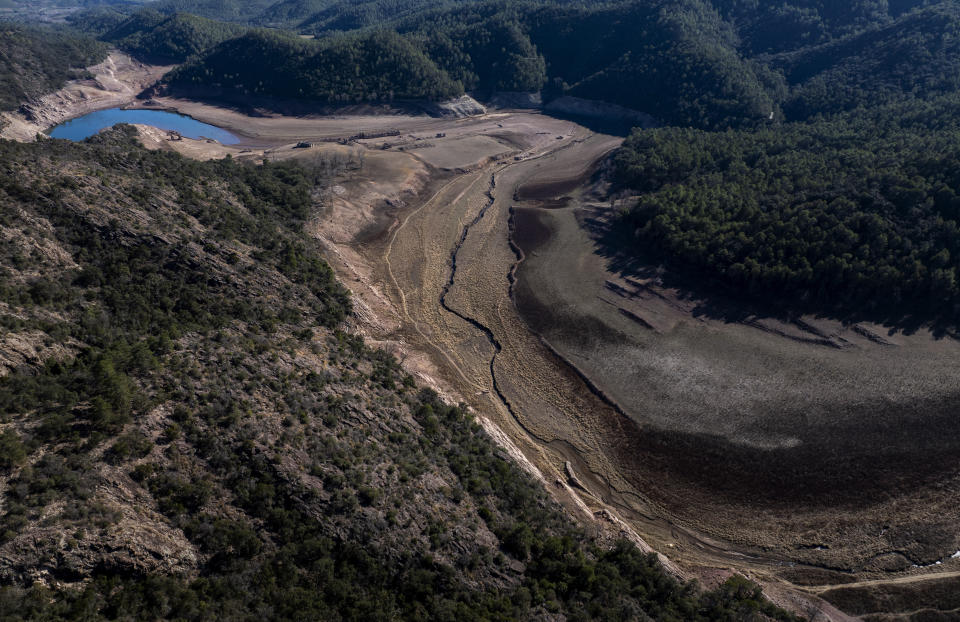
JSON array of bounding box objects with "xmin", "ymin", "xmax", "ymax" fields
[{"xmin": 422, "ymin": 95, "xmax": 486, "ymax": 118}]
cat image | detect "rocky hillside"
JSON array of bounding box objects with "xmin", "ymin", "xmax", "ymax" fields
[
  {"xmin": 0, "ymin": 24, "xmax": 107, "ymax": 111},
  {"xmin": 0, "ymin": 128, "xmax": 798, "ymax": 620}
]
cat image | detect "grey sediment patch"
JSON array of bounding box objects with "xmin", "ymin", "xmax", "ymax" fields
[
  {"xmin": 506, "ymin": 169, "xmax": 960, "ymax": 509},
  {"xmin": 507, "ymin": 206, "xmax": 636, "ymax": 421}
]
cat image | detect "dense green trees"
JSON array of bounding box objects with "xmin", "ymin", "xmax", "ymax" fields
[
  {"xmin": 412, "ymin": 12, "xmax": 547, "ymax": 95},
  {"xmin": 149, "ymin": 0, "xmax": 277, "ymax": 22},
  {"xmin": 391, "ymin": 0, "xmax": 780, "ymax": 125},
  {"xmin": 553, "ymin": 1, "xmax": 779, "ymax": 128},
  {"xmin": 585, "ymin": 0, "xmax": 960, "ymax": 322},
  {"xmin": 710, "ymin": 0, "xmax": 895, "ymax": 53},
  {"xmin": 163, "ymin": 0, "xmax": 781, "ymax": 126},
  {"xmin": 88, "ymin": 0, "xmax": 958, "ymax": 129},
  {"xmin": 614, "ymin": 95, "xmax": 960, "ymax": 320},
  {"xmin": 167, "ymin": 29, "xmax": 463, "ymax": 103},
  {"xmin": 777, "ymin": 3, "xmax": 960, "ymax": 119},
  {"xmin": 98, "ymin": 9, "xmax": 250, "ymax": 62}
]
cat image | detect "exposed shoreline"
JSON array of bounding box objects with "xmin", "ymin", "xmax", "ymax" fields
[{"xmin": 0, "ymin": 52, "xmax": 173, "ymax": 142}]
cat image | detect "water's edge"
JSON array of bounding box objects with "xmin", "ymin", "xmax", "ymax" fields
[{"xmin": 49, "ymin": 108, "xmax": 240, "ymax": 144}]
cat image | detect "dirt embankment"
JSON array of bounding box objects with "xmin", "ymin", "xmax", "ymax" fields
[{"xmin": 0, "ymin": 52, "xmax": 173, "ymax": 142}]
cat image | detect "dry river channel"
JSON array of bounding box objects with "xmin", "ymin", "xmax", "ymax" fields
[
  {"xmin": 328, "ymin": 121, "xmax": 863, "ymax": 619},
  {"xmin": 315, "ymin": 110, "xmax": 960, "ymax": 620},
  {"xmin": 381, "ymin": 131, "xmax": 784, "ymax": 560}
]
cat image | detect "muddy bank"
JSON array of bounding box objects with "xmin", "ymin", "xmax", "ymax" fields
[{"xmin": 510, "ymin": 204, "xmax": 960, "ymax": 498}]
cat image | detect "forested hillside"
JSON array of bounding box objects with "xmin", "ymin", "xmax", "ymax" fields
[
  {"xmin": 97, "ymin": 9, "xmax": 249, "ymax": 62},
  {"xmin": 149, "ymin": 0, "xmax": 275, "ymax": 22},
  {"xmin": 776, "ymin": 3, "xmax": 960, "ymax": 119},
  {"xmin": 0, "ymin": 24, "xmax": 107, "ymax": 111},
  {"xmin": 166, "ymin": 29, "xmax": 462, "ymax": 103},
  {"xmin": 614, "ymin": 94, "xmax": 960, "ymax": 322},
  {"xmin": 54, "ymin": 0, "xmax": 956, "ymax": 129},
  {"xmin": 137, "ymin": 0, "xmax": 960, "ymax": 129},
  {"xmin": 162, "ymin": 0, "xmax": 780, "ymax": 127},
  {"xmin": 605, "ymin": 0, "xmax": 960, "ymax": 322},
  {"xmin": 709, "ymin": 0, "xmax": 895, "ymax": 53},
  {"xmin": 255, "ymin": 0, "xmax": 332, "ymax": 27},
  {"xmin": 0, "ymin": 128, "xmax": 799, "ymax": 620}
]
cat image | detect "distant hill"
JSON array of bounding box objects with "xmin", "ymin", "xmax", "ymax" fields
[
  {"xmin": 100, "ymin": 9, "xmax": 250, "ymax": 62},
  {"xmin": 164, "ymin": 0, "xmax": 781, "ymax": 128},
  {"xmin": 166, "ymin": 29, "xmax": 463, "ymax": 103},
  {"xmin": 395, "ymin": 0, "xmax": 779, "ymax": 127},
  {"xmin": 149, "ymin": 0, "xmax": 275, "ymax": 22},
  {"xmin": 707, "ymin": 0, "xmax": 893, "ymax": 53},
  {"xmin": 254, "ymin": 0, "xmax": 333, "ymax": 27},
  {"xmin": 297, "ymin": 0, "xmax": 474, "ymax": 33},
  {"xmin": 66, "ymin": 6, "xmax": 131, "ymax": 36},
  {"xmin": 776, "ymin": 3, "xmax": 960, "ymax": 119}
]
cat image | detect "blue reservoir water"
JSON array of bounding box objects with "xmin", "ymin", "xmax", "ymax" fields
[{"xmin": 49, "ymin": 108, "xmax": 240, "ymax": 144}]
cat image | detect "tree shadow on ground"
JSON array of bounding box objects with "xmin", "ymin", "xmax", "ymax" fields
[{"xmin": 582, "ymin": 207, "xmax": 959, "ymax": 339}]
